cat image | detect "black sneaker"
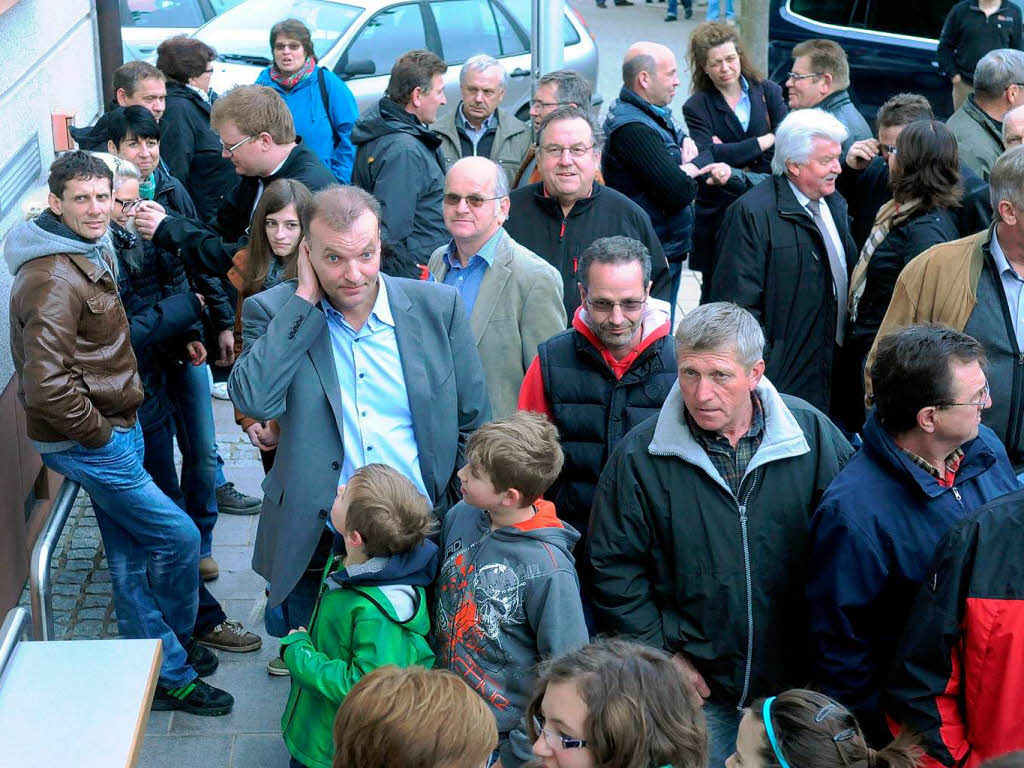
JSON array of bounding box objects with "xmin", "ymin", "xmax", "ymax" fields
[
  {"xmin": 684, "ymin": 6, "xmax": 693, "ymax": 17},
  {"xmin": 186, "ymin": 638, "xmax": 219, "ymax": 677},
  {"xmin": 216, "ymin": 482, "xmax": 261, "ymax": 515},
  {"xmin": 153, "ymin": 678, "xmax": 234, "ymax": 716}
]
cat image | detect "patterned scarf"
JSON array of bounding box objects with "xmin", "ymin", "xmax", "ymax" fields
[
  {"xmin": 139, "ymin": 174, "xmax": 156, "ymax": 201},
  {"xmin": 848, "ymin": 197, "xmax": 921, "ymax": 322},
  {"xmin": 269, "ymin": 57, "xmax": 315, "ymax": 91}
]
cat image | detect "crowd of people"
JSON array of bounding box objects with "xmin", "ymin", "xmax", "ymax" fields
[{"xmin": 5, "ymin": 12, "xmax": 1024, "ymax": 768}]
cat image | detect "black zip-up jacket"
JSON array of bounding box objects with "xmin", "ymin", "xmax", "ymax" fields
[
  {"xmin": 939, "ymin": 1, "xmax": 1023, "ymax": 83},
  {"xmin": 588, "ymin": 379, "xmax": 853, "ymax": 706},
  {"xmin": 152, "ymin": 139, "xmax": 335, "ymax": 279},
  {"xmin": 505, "ymin": 180, "xmax": 672, "ymax": 320}
]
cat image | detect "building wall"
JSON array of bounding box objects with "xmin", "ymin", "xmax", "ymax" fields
[{"xmin": 0, "ymin": 0, "xmax": 102, "ymax": 614}]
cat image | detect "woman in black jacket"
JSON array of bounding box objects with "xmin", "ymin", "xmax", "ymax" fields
[
  {"xmin": 845, "ymin": 119, "xmax": 962, "ymax": 420},
  {"xmin": 156, "ymin": 35, "xmax": 238, "ymax": 222},
  {"xmin": 683, "ymin": 22, "xmax": 787, "ymax": 299}
]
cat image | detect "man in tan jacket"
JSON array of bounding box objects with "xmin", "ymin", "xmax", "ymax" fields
[{"xmin": 867, "ymin": 145, "xmax": 1024, "ymax": 476}]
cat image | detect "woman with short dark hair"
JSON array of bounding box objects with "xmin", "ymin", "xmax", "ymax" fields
[
  {"xmin": 156, "ymin": 34, "xmax": 238, "ymax": 220},
  {"xmin": 256, "ymin": 18, "xmax": 358, "ymax": 183},
  {"xmin": 845, "ymin": 118, "xmax": 963, "ymax": 422}
]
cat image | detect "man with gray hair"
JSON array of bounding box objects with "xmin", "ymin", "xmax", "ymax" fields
[
  {"xmin": 428, "ymin": 156, "xmax": 565, "ymax": 417},
  {"xmin": 514, "ymin": 69, "xmax": 594, "ymax": 188},
  {"xmin": 589, "ymin": 301, "xmax": 852, "ymax": 767},
  {"xmin": 712, "ymin": 108, "xmax": 857, "ymax": 423},
  {"xmin": 867, "ymin": 145, "xmax": 1024, "ymax": 477},
  {"xmin": 948, "ymin": 48, "xmax": 1024, "ymax": 181},
  {"xmin": 432, "ymin": 54, "xmax": 531, "ymax": 182}
]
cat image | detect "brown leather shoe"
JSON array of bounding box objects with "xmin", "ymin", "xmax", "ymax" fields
[
  {"xmin": 199, "ymin": 556, "xmax": 219, "ymax": 581},
  {"xmin": 197, "ymin": 620, "xmax": 262, "ymax": 653}
]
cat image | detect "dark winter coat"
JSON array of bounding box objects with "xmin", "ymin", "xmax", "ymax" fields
[
  {"xmin": 351, "ymin": 97, "xmax": 448, "ymax": 278},
  {"xmin": 808, "ymin": 413, "xmax": 1018, "ymax": 744},
  {"xmin": 710, "ymin": 174, "xmax": 857, "ymax": 413},
  {"xmin": 683, "ymin": 78, "xmax": 788, "ymax": 272},
  {"xmin": 818, "ymin": 89, "xmax": 873, "ymax": 158},
  {"xmin": 505, "ymin": 180, "xmax": 672, "ymax": 320},
  {"xmin": 588, "ymin": 377, "xmax": 853, "ymax": 706},
  {"xmin": 938, "ymin": 1, "xmax": 1023, "ymax": 83},
  {"xmin": 159, "ymin": 81, "xmax": 238, "ymax": 222}
]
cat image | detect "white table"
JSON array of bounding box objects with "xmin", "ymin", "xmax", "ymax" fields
[{"xmin": 0, "ymin": 638, "xmax": 161, "ymax": 767}]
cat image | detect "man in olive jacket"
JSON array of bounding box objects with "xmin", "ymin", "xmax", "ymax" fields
[{"xmin": 588, "ymin": 302, "xmax": 852, "ymax": 768}]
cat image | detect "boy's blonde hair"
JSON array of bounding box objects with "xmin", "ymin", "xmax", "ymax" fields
[
  {"xmin": 344, "ymin": 464, "xmax": 434, "ymax": 558},
  {"xmin": 465, "ymin": 412, "xmax": 563, "ymax": 503},
  {"xmin": 333, "ymin": 665, "xmax": 497, "ymax": 768}
]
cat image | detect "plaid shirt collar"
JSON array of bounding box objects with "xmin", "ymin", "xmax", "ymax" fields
[
  {"xmin": 900, "ymin": 446, "xmax": 965, "ymax": 487},
  {"xmin": 687, "ymin": 392, "xmax": 765, "ymax": 448},
  {"xmin": 685, "ymin": 393, "xmax": 765, "ymax": 495}
]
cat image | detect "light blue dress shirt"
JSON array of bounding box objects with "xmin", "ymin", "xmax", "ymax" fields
[
  {"xmin": 442, "ymin": 226, "xmax": 504, "ymax": 317},
  {"xmin": 990, "ymin": 229, "xmax": 1024, "ymax": 349},
  {"xmin": 734, "ymin": 76, "xmax": 752, "ymax": 132},
  {"xmin": 457, "ymin": 105, "xmax": 497, "ymax": 153},
  {"xmin": 321, "ymin": 276, "xmax": 428, "ymax": 498}
]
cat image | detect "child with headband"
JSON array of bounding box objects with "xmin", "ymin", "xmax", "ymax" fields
[{"xmin": 728, "ymin": 689, "xmax": 920, "ymax": 768}]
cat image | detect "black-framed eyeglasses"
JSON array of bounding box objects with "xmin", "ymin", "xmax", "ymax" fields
[
  {"xmin": 114, "ymin": 197, "xmax": 143, "ymax": 213},
  {"xmin": 539, "ymin": 143, "xmax": 594, "ymax": 158},
  {"xmin": 220, "ymin": 135, "xmax": 255, "ymax": 155},
  {"xmin": 532, "ymin": 715, "xmax": 588, "ymax": 750},
  {"xmin": 787, "ymin": 71, "xmax": 823, "ymax": 81},
  {"xmin": 584, "ymin": 295, "xmax": 647, "ymax": 313},
  {"xmin": 531, "ymin": 99, "xmax": 570, "ymax": 109},
  {"xmin": 442, "ymin": 193, "xmax": 503, "ymax": 208},
  {"xmin": 881, "ymin": 144, "xmax": 898, "ymax": 156},
  {"xmin": 939, "ymin": 383, "xmax": 991, "ymax": 408}
]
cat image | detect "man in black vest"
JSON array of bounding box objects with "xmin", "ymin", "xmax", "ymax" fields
[{"xmin": 518, "ymin": 235, "xmax": 677, "ymax": 548}]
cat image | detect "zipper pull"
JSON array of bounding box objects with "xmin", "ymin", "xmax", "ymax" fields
[
  {"xmin": 738, "ymin": 504, "xmax": 747, "ymax": 521},
  {"xmin": 952, "ymin": 486, "xmax": 962, "ymax": 502}
]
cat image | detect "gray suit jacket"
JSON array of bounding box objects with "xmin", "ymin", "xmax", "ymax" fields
[
  {"xmin": 228, "ymin": 276, "xmax": 490, "ymax": 606},
  {"xmin": 428, "ymin": 229, "xmax": 566, "ymax": 418}
]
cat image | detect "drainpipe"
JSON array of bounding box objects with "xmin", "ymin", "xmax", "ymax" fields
[{"xmin": 95, "ymin": 0, "xmax": 124, "ymax": 106}]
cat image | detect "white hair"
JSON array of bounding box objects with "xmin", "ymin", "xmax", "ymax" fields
[
  {"xmin": 90, "ymin": 151, "xmax": 140, "ymax": 191},
  {"xmin": 771, "ymin": 108, "xmax": 848, "ymax": 175},
  {"xmin": 459, "ymin": 54, "xmax": 507, "ymax": 90}
]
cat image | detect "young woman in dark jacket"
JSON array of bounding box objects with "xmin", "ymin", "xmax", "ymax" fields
[
  {"xmin": 683, "ymin": 22, "xmax": 788, "ymax": 297},
  {"xmin": 845, "ymin": 119, "xmax": 962, "ymax": 414}
]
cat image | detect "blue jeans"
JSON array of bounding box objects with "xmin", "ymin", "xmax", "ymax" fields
[
  {"xmin": 167, "ymin": 362, "xmax": 219, "ymax": 558},
  {"xmin": 667, "ymin": 0, "xmax": 691, "ymax": 13},
  {"xmin": 707, "ymin": 0, "xmax": 734, "ymax": 19},
  {"xmin": 705, "ymin": 700, "xmax": 743, "ymax": 767},
  {"xmin": 42, "ymin": 424, "xmax": 199, "ymax": 687}
]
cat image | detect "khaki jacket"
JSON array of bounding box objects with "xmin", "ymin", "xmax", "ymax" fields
[
  {"xmin": 432, "ymin": 105, "xmax": 531, "ymax": 182},
  {"xmin": 428, "ymin": 228, "xmax": 566, "ymax": 418}
]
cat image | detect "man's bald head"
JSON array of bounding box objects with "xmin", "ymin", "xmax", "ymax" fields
[{"xmin": 622, "ymin": 42, "xmax": 679, "ymax": 107}]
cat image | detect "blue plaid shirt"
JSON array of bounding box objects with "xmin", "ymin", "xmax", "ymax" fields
[{"xmin": 442, "ymin": 227, "xmax": 504, "ymax": 317}]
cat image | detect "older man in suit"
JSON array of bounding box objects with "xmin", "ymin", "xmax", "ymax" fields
[
  {"xmin": 228, "ymin": 184, "xmax": 490, "ymax": 637},
  {"xmin": 428, "ymin": 157, "xmax": 565, "ymax": 418}
]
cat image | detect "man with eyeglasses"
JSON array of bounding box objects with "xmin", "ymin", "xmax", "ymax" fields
[
  {"xmin": 518, "ymin": 236, "xmax": 677, "ymax": 564},
  {"xmin": 505, "ymin": 106, "xmax": 672, "ymax": 321},
  {"xmin": 948, "ymin": 48, "xmax": 1024, "ymax": 181},
  {"xmin": 785, "ymin": 39, "xmax": 871, "ymax": 159},
  {"xmin": 808, "ymin": 324, "xmax": 1017, "ymax": 747},
  {"xmin": 427, "ymin": 157, "xmax": 565, "ymax": 418},
  {"xmin": 868, "ymin": 146, "xmax": 1024, "ymax": 480}
]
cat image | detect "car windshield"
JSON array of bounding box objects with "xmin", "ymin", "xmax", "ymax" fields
[{"xmin": 195, "ymin": 0, "xmax": 361, "ymax": 65}]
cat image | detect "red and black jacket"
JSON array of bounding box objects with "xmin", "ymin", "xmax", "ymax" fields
[{"xmin": 885, "ymin": 487, "xmax": 1024, "ymax": 767}]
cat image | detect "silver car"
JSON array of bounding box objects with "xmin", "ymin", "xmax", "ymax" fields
[
  {"xmin": 194, "ymin": 0, "xmax": 600, "ymax": 121},
  {"xmin": 120, "ymin": 0, "xmax": 243, "ymax": 59}
]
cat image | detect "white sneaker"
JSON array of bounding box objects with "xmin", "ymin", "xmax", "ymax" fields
[{"xmin": 211, "ymin": 381, "xmax": 230, "ymax": 401}]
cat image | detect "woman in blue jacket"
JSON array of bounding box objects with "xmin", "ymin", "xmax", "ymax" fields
[{"xmin": 256, "ymin": 19, "xmax": 358, "ymax": 183}]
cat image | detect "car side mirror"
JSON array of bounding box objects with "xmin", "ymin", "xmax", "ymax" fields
[{"xmin": 339, "ymin": 59, "xmax": 375, "ymax": 79}]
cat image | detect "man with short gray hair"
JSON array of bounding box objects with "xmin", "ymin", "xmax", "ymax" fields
[
  {"xmin": 712, "ymin": 109, "xmax": 857, "ymax": 422},
  {"xmin": 867, "ymin": 144, "xmax": 1024, "ymax": 477},
  {"xmin": 432, "ymin": 54, "xmax": 531, "ymax": 183},
  {"xmin": 948, "ymin": 48, "xmax": 1024, "ymax": 180},
  {"xmin": 589, "ymin": 301, "xmax": 852, "ymax": 767},
  {"xmin": 514, "ymin": 69, "xmax": 594, "ymax": 188}
]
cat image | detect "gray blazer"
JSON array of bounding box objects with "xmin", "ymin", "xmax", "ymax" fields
[
  {"xmin": 228, "ymin": 276, "xmax": 490, "ymax": 606},
  {"xmin": 428, "ymin": 229, "xmax": 566, "ymax": 418}
]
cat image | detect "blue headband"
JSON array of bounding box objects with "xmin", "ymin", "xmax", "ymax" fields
[{"xmin": 763, "ymin": 697, "xmax": 793, "ymax": 768}]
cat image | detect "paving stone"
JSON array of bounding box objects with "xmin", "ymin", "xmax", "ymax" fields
[
  {"xmin": 56, "ymin": 571, "xmax": 87, "ymax": 585},
  {"xmin": 211, "ymin": 515, "xmax": 256, "ymax": 548},
  {"xmin": 64, "ymin": 558, "xmax": 94, "ymax": 571},
  {"xmin": 71, "ymin": 619, "xmax": 103, "ymax": 637},
  {"xmin": 231, "ymin": 733, "xmax": 291, "ymax": 768},
  {"xmin": 83, "ymin": 595, "xmax": 110, "ymax": 608},
  {"xmin": 137, "ymin": 734, "xmax": 233, "ymax": 768},
  {"xmin": 168, "ymin": 662, "xmax": 289, "ymax": 735},
  {"xmin": 52, "ymin": 596, "xmax": 78, "ymax": 611},
  {"xmin": 86, "ymin": 582, "xmax": 112, "ymax": 594},
  {"xmin": 78, "ymin": 606, "xmax": 106, "ymax": 620},
  {"xmin": 205, "ymin": 569, "xmax": 265, "ymax": 603},
  {"xmin": 211, "ymin": 546, "xmax": 256, "ymax": 573},
  {"xmin": 90, "ymin": 571, "xmax": 111, "ymax": 583}
]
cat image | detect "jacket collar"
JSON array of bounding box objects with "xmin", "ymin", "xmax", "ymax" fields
[
  {"xmin": 649, "ymin": 376, "xmax": 810, "ymax": 497},
  {"xmin": 616, "ymin": 86, "xmax": 675, "ymax": 128},
  {"xmin": 962, "ymin": 95, "xmax": 1004, "ymax": 139},
  {"xmin": 818, "ymin": 89, "xmax": 853, "ymax": 112},
  {"xmin": 533, "ymin": 180, "xmax": 602, "ymax": 219}
]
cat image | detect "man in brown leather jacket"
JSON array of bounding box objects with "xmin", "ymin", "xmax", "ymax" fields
[{"xmin": 4, "ymin": 151, "xmax": 232, "ymax": 716}]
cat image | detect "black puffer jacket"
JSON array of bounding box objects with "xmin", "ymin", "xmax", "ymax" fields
[
  {"xmin": 589, "ymin": 378, "xmax": 852, "ymax": 707},
  {"xmin": 70, "ymin": 102, "xmax": 119, "ymax": 151},
  {"xmin": 159, "ymin": 81, "xmax": 239, "ymax": 222},
  {"xmin": 351, "ymin": 98, "xmax": 448, "ymax": 279}
]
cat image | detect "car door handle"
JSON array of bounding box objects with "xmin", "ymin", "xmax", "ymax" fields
[{"xmin": 510, "ymin": 68, "xmax": 530, "ymax": 77}]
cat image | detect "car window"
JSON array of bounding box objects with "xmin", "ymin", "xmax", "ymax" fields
[
  {"xmin": 344, "ymin": 4, "xmax": 427, "ymax": 78},
  {"xmin": 429, "ymin": 0, "xmax": 501, "ymax": 62},
  {"xmin": 499, "ymin": 0, "xmax": 580, "ymax": 46},
  {"xmin": 492, "ymin": 0, "xmax": 528, "ymax": 56},
  {"xmin": 121, "ymin": 0, "xmax": 206, "ymax": 27},
  {"xmin": 195, "ymin": 0, "xmax": 361, "ymax": 65},
  {"xmin": 789, "ymin": 0, "xmax": 944, "ymax": 40},
  {"xmin": 209, "ymin": 0, "xmax": 242, "ymax": 11}
]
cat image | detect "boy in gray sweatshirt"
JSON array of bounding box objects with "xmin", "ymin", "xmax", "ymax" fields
[{"xmin": 434, "ymin": 412, "xmax": 589, "ymax": 767}]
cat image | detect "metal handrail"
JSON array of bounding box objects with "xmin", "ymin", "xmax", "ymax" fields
[
  {"xmin": 0, "ymin": 607, "xmax": 31, "ymax": 678},
  {"xmin": 29, "ymin": 479, "xmax": 82, "ymax": 641}
]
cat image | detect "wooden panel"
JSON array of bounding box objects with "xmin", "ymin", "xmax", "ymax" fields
[{"xmin": 0, "ymin": 379, "xmax": 29, "ymax": 613}]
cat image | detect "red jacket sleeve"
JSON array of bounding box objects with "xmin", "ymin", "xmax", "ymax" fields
[{"xmin": 517, "ymin": 355, "xmax": 552, "ymax": 419}]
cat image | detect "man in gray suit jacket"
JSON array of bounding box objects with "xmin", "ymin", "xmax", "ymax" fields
[
  {"xmin": 428, "ymin": 157, "xmax": 566, "ymax": 418},
  {"xmin": 228, "ymin": 185, "xmax": 490, "ymax": 631}
]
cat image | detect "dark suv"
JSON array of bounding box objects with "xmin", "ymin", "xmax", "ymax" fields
[{"xmin": 768, "ymin": 0, "xmax": 953, "ymax": 123}]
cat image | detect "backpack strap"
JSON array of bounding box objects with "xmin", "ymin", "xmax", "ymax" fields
[{"xmin": 317, "ymin": 67, "xmax": 342, "ymax": 148}]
